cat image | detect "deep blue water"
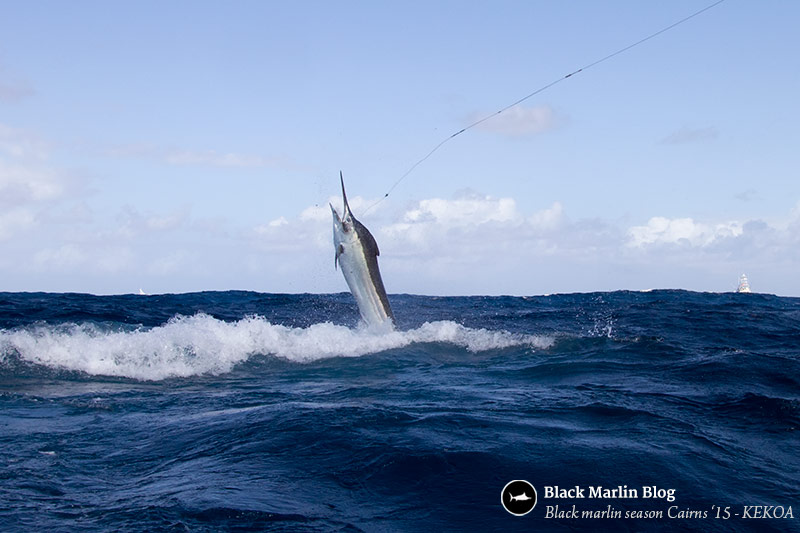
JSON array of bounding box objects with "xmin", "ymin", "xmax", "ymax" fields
[{"xmin": 1, "ymin": 290, "xmax": 798, "ymax": 532}]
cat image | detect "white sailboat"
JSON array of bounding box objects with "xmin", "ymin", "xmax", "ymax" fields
[{"xmin": 736, "ymin": 274, "xmax": 751, "ymax": 293}]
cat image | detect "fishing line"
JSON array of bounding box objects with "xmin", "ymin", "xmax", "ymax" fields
[{"xmin": 361, "ymin": 0, "xmax": 728, "ymax": 215}]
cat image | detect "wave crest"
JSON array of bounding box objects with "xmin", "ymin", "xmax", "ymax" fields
[{"xmin": 0, "ymin": 314, "xmax": 551, "ymax": 380}]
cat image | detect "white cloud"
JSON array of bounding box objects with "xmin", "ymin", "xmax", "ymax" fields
[
  {"xmin": 400, "ymin": 190, "xmax": 517, "ymax": 226},
  {"xmin": 34, "ymin": 245, "xmax": 87, "ymax": 270},
  {"xmin": 0, "ymin": 124, "xmax": 89, "ymax": 243},
  {"xmin": 473, "ymin": 104, "xmax": 559, "ymax": 137},
  {"xmin": 113, "ymin": 206, "xmax": 190, "ymax": 238},
  {"xmin": 148, "ymin": 251, "xmax": 190, "ymax": 276},
  {"xmin": 32, "ymin": 244, "xmax": 136, "ymax": 275},
  {"xmin": 267, "ymin": 216, "xmax": 289, "ymax": 228},
  {"xmin": 145, "ymin": 210, "xmax": 189, "ymax": 231},
  {"xmin": 301, "ymin": 193, "xmax": 384, "ymax": 223},
  {"xmin": 0, "ymin": 208, "xmax": 35, "ymax": 240},
  {"xmin": 528, "ymin": 201, "xmax": 564, "ymax": 230},
  {"xmin": 254, "ymin": 209, "xmax": 329, "ymax": 253},
  {"xmin": 0, "ymin": 159, "xmax": 64, "ymax": 206},
  {"xmin": 96, "ymin": 247, "xmax": 135, "ymax": 273},
  {"xmin": 789, "ymin": 200, "xmax": 800, "ymax": 222},
  {"xmin": 384, "ymin": 191, "xmax": 562, "ymax": 233},
  {"xmin": 301, "ymin": 202, "xmax": 335, "ymax": 223},
  {"xmin": 627, "ymin": 217, "xmax": 743, "ymax": 248},
  {"xmin": 0, "ymin": 123, "xmax": 49, "ymax": 160},
  {"xmin": 382, "ymin": 192, "xmax": 566, "ymax": 262},
  {"xmin": 0, "ymin": 129, "xmax": 76, "ymax": 240}
]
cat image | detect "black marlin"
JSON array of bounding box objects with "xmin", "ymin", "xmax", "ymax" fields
[{"xmin": 330, "ymin": 172, "xmax": 395, "ymax": 328}]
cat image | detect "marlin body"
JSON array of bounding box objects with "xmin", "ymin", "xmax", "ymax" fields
[
  {"xmin": 330, "ymin": 173, "xmax": 395, "ymax": 329},
  {"xmin": 509, "ymin": 493, "xmax": 532, "ymax": 502}
]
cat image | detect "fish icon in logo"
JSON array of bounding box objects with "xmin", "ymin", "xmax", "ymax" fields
[{"xmin": 502, "ymin": 480, "xmax": 537, "ymax": 516}]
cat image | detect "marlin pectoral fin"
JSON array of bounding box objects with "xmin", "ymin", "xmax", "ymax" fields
[{"xmin": 335, "ymin": 244, "xmax": 344, "ymax": 270}]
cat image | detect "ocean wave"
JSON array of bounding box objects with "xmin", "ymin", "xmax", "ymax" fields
[{"xmin": 0, "ymin": 313, "xmax": 552, "ymax": 381}]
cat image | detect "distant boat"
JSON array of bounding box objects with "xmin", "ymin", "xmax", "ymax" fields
[
  {"xmin": 736, "ymin": 274, "xmax": 751, "ymax": 293},
  {"xmin": 138, "ymin": 288, "xmax": 147, "ymax": 296}
]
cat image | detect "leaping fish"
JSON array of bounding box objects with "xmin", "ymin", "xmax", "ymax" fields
[{"xmin": 330, "ymin": 172, "xmax": 395, "ymax": 329}]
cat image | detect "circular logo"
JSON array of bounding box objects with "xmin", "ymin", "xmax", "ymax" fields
[{"xmin": 501, "ymin": 480, "xmax": 537, "ymax": 516}]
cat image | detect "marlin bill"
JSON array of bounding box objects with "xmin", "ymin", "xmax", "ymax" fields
[{"xmin": 330, "ymin": 173, "xmax": 395, "ymax": 329}]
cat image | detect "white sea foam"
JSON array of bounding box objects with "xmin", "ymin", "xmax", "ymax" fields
[{"xmin": 0, "ymin": 314, "xmax": 552, "ymax": 381}]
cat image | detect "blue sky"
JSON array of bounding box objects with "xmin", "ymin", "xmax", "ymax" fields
[{"xmin": 2, "ymin": 1, "xmax": 799, "ymax": 296}]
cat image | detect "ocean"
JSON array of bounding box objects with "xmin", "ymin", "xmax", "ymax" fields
[{"xmin": 0, "ymin": 290, "xmax": 797, "ymax": 532}]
